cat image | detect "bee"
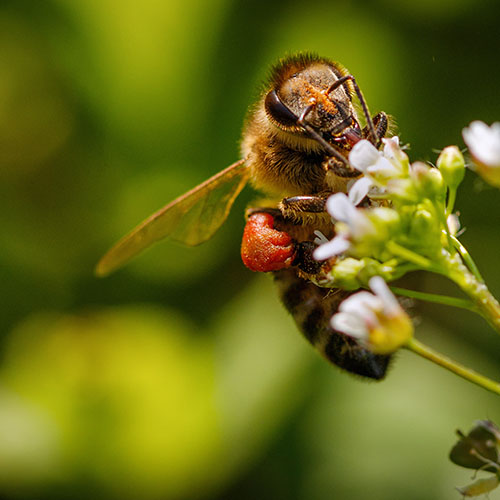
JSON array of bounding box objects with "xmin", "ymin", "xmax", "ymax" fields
[{"xmin": 96, "ymin": 53, "xmax": 391, "ymax": 380}]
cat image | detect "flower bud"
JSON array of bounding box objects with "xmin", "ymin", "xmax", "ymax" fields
[
  {"xmin": 411, "ymin": 162, "xmax": 446, "ymax": 200},
  {"xmin": 408, "ymin": 207, "xmax": 441, "ymax": 256},
  {"xmin": 330, "ymin": 257, "xmax": 365, "ymax": 290},
  {"xmin": 355, "ymin": 207, "xmax": 400, "ymax": 259},
  {"xmin": 437, "ymin": 146, "xmax": 465, "ymax": 189}
]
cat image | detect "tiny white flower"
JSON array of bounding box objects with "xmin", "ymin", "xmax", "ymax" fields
[
  {"xmin": 326, "ymin": 193, "xmax": 377, "ymax": 240},
  {"xmin": 462, "ymin": 121, "xmax": 500, "ymax": 188},
  {"xmin": 313, "ymin": 192, "xmax": 397, "ymax": 261},
  {"xmin": 348, "ymin": 138, "xmax": 408, "ymax": 186},
  {"xmin": 462, "ymin": 121, "xmax": 500, "ymax": 168},
  {"xmin": 330, "ymin": 276, "xmax": 413, "ymax": 354},
  {"xmin": 348, "ymin": 140, "xmax": 381, "ymax": 172}
]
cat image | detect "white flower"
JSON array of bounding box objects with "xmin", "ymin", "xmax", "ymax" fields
[
  {"xmin": 348, "ymin": 137, "xmax": 408, "ymax": 185},
  {"xmin": 463, "ymin": 121, "xmax": 500, "ymax": 168},
  {"xmin": 313, "ymin": 193, "xmax": 378, "ymax": 261},
  {"xmin": 462, "ymin": 121, "xmax": 500, "ymax": 188},
  {"xmin": 330, "ymin": 276, "xmax": 413, "ymax": 354}
]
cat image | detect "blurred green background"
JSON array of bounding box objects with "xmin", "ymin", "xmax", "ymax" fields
[{"xmin": 1, "ymin": 0, "xmax": 500, "ymax": 499}]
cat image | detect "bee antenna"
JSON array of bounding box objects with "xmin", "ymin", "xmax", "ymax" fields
[
  {"xmin": 326, "ymin": 74, "xmax": 378, "ymax": 145},
  {"xmin": 297, "ymin": 105, "xmax": 350, "ymax": 167}
]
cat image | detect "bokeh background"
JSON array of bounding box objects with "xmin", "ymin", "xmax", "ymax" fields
[{"xmin": 1, "ymin": 0, "xmax": 500, "ymax": 499}]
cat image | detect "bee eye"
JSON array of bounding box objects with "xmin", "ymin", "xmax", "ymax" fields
[{"xmin": 265, "ymin": 90, "xmax": 299, "ymax": 127}]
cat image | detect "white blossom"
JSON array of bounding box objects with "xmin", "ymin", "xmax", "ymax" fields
[
  {"xmin": 330, "ymin": 276, "xmax": 413, "ymax": 354},
  {"xmin": 462, "ymin": 121, "xmax": 500, "ymax": 168},
  {"xmin": 462, "ymin": 121, "xmax": 500, "ymax": 188},
  {"xmin": 313, "ymin": 193, "xmax": 378, "ymax": 261},
  {"xmin": 348, "ymin": 137, "xmax": 408, "ymax": 185}
]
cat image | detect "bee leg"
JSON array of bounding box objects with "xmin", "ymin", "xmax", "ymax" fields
[
  {"xmin": 241, "ymin": 212, "xmax": 296, "ymax": 272},
  {"xmin": 322, "ymin": 157, "xmax": 361, "ymax": 178},
  {"xmin": 274, "ymin": 269, "xmax": 391, "ymax": 380},
  {"xmin": 279, "ymin": 194, "xmax": 327, "ymax": 219},
  {"xmin": 293, "ymin": 241, "xmax": 324, "ymax": 274},
  {"xmin": 363, "ymin": 112, "xmax": 388, "ymax": 148}
]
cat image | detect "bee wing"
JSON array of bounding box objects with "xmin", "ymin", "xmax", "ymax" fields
[{"xmin": 96, "ymin": 159, "xmax": 249, "ymax": 276}]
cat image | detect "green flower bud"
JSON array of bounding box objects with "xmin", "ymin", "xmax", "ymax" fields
[
  {"xmin": 331, "ymin": 257, "xmax": 365, "ymax": 290},
  {"xmin": 410, "ymin": 162, "xmax": 446, "ymax": 200},
  {"xmin": 436, "ymin": 146, "xmax": 465, "ymax": 188},
  {"xmin": 355, "ymin": 207, "xmax": 400, "ymax": 259},
  {"xmin": 409, "ymin": 208, "xmax": 439, "ymax": 246},
  {"xmin": 357, "ymin": 258, "xmax": 392, "ymax": 284}
]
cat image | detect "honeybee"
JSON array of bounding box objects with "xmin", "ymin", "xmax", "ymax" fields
[{"xmin": 97, "ymin": 53, "xmax": 391, "ymax": 380}]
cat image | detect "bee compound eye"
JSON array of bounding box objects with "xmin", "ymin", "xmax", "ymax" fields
[{"xmin": 264, "ymin": 89, "xmax": 299, "ymax": 127}]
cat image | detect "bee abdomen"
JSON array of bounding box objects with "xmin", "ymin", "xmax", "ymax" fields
[{"xmin": 274, "ymin": 269, "xmax": 391, "ymax": 380}]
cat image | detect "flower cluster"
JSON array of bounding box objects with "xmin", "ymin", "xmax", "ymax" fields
[
  {"xmin": 310, "ymin": 121, "xmax": 500, "ymax": 358},
  {"xmin": 314, "ymin": 136, "xmax": 462, "ymax": 290}
]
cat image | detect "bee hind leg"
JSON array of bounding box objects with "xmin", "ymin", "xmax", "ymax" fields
[{"xmin": 241, "ymin": 211, "xmax": 297, "ymax": 272}]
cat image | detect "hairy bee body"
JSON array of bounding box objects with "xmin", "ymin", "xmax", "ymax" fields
[
  {"xmin": 97, "ymin": 53, "xmax": 391, "ymax": 380},
  {"xmin": 240, "ymin": 54, "xmax": 391, "ymax": 379}
]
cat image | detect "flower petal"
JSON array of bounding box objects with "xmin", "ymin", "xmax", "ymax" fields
[
  {"xmin": 382, "ymin": 136, "xmax": 400, "ymax": 159},
  {"xmin": 366, "ymin": 157, "xmax": 401, "ymax": 179},
  {"xmin": 463, "ymin": 121, "xmax": 500, "ymax": 167},
  {"xmin": 348, "ymin": 177, "xmax": 373, "ymax": 205},
  {"xmin": 325, "ymin": 193, "xmax": 357, "ymax": 221},
  {"xmin": 369, "ymin": 276, "xmax": 400, "ymax": 314},
  {"xmin": 331, "ymin": 312, "xmax": 367, "ymax": 339},
  {"xmin": 313, "ymin": 236, "xmax": 350, "ymax": 260},
  {"xmin": 349, "ymin": 140, "xmax": 380, "ymax": 172}
]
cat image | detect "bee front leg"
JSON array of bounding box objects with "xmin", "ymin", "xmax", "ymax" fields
[
  {"xmin": 241, "ymin": 211, "xmax": 297, "ymax": 272},
  {"xmin": 363, "ymin": 111, "xmax": 388, "ymax": 148}
]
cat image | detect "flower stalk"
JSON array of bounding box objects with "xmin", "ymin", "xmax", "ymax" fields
[
  {"xmin": 441, "ymin": 251, "xmax": 500, "ymax": 332},
  {"xmin": 405, "ymin": 338, "xmax": 500, "ymax": 396}
]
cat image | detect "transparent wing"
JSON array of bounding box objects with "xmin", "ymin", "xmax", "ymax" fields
[{"xmin": 96, "ymin": 159, "xmax": 249, "ymax": 276}]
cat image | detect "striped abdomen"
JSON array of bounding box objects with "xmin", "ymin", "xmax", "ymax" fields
[{"xmin": 273, "ymin": 268, "xmax": 391, "ymax": 380}]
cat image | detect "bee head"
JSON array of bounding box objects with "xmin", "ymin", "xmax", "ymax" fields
[{"xmin": 264, "ymin": 57, "xmax": 362, "ymax": 151}]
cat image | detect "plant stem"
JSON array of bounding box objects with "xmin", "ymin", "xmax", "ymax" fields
[
  {"xmin": 449, "ymin": 234, "xmax": 485, "ymax": 283},
  {"xmin": 442, "ymin": 251, "xmax": 500, "ymax": 333},
  {"xmin": 446, "ymin": 186, "xmax": 457, "ymax": 218},
  {"xmin": 386, "ymin": 241, "xmax": 434, "ymax": 269},
  {"xmin": 405, "ymin": 338, "xmax": 500, "ymax": 396},
  {"xmin": 390, "ymin": 287, "xmax": 478, "ymax": 312}
]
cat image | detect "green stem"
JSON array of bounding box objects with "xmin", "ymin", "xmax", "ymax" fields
[
  {"xmin": 386, "ymin": 241, "xmax": 435, "ymax": 269},
  {"xmin": 435, "ymin": 198, "xmax": 453, "ymax": 251},
  {"xmin": 406, "ymin": 338, "xmax": 500, "ymax": 396},
  {"xmin": 441, "ymin": 251, "xmax": 500, "ymax": 333},
  {"xmin": 446, "ymin": 186, "xmax": 457, "ymax": 218},
  {"xmin": 390, "ymin": 287, "xmax": 478, "ymax": 313},
  {"xmin": 449, "ymin": 234, "xmax": 485, "ymax": 283}
]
